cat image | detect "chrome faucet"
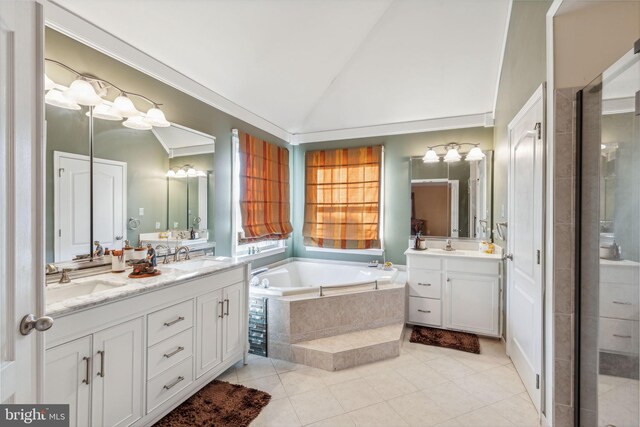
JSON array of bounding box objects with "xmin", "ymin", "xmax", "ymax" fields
[
  {"xmin": 155, "ymin": 244, "xmax": 171, "ymax": 264},
  {"xmin": 444, "ymin": 239, "xmax": 455, "ymax": 252},
  {"xmin": 174, "ymin": 246, "xmax": 190, "ymax": 262},
  {"xmin": 59, "ymin": 268, "xmax": 72, "ymax": 284}
]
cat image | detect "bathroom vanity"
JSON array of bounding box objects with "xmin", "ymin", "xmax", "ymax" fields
[
  {"xmin": 405, "ymin": 248, "xmax": 503, "ymax": 337},
  {"xmin": 44, "ymin": 258, "xmax": 249, "ymax": 427}
]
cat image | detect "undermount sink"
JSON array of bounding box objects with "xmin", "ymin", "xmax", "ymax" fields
[
  {"xmin": 162, "ymin": 258, "xmax": 225, "ymax": 272},
  {"xmin": 47, "ymin": 280, "xmax": 123, "ymax": 304}
]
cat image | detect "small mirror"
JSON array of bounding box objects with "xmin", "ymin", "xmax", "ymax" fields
[{"xmin": 410, "ymin": 151, "xmax": 492, "ymax": 240}]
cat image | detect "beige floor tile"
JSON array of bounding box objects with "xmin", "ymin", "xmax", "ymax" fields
[
  {"xmin": 455, "ymin": 406, "xmax": 515, "ymax": 427},
  {"xmin": 388, "ymin": 390, "xmax": 456, "ymax": 426},
  {"xmin": 425, "ymin": 356, "xmax": 476, "ymax": 380},
  {"xmin": 352, "ymin": 359, "xmax": 398, "ymax": 377},
  {"xmin": 279, "ymin": 367, "xmax": 327, "ymax": 396},
  {"xmin": 433, "ymin": 419, "xmax": 463, "ymax": 427},
  {"xmin": 348, "ymin": 401, "xmax": 409, "ymax": 427},
  {"xmin": 363, "ymin": 370, "xmax": 419, "ymax": 400},
  {"xmin": 419, "ymin": 381, "xmax": 484, "ymax": 417},
  {"xmin": 329, "ymin": 378, "xmax": 385, "ymax": 412},
  {"xmin": 395, "ymin": 362, "xmax": 449, "ymax": 390},
  {"xmin": 479, "ymin": 365, "xmax": 526, "ymax": 394},
  {"xmin": 236, "ymin": 357, "xmax": 277, "ymax": 381},
  {"xmin": 307, "ymin": 413, "xmax": 357, "ymax": 427},
  {"xmin": 272, "ymin": 358, "xmax": 305, "ymax": 374},
  {"xmin": 490, "ymin": 394, "xmax": 540, "ymax": 426},
  {"xmin": 289, "ymin": 387, "xmax": 345, "ymax": 425},
  {"xmin": 375, "ymin": 351, "xmax": 422, "ymax": 371},
  {"xmin": 217, "ymin": 366, "xmax": 238, "ymax": 383},
  {"xmin": 240, "ymin": 374, "xmax": 287, "ymax": 400},
  {"xmin": 250, "ymin": 397, "xmax": 301, "ymax": 427},
  {"xmin": 452, "ymin": 372, "xmax": 514, "ymax": 404},
  {"xmin": 320, "ymin": 367, "xmax": 362, "ymax": 386}
]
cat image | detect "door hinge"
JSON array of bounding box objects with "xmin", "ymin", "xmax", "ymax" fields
[
  {"xmin": 536, "ymin": 250, "xmax": 541, "ymax": 265},
  {"xmin": 536, "ymin": 374, "xmax": 540, "ymax": 389},
  {"xmin": 535, "ymin": 122, "xmax": 542, "ymax": 139}
]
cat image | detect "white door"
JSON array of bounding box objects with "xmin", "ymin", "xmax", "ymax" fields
[
  {"xmin": 446, "ymin": 273, "xmax": 500, "ymax": 336},
  {"xmin": 223, "ymin": 282, "xmax": 245, "ymax": 360},
  {"xmin": 507, "ymin": 85, "xmax": 545, "ymax": 412},
  {"xmin": 45, "ymin": 337, "xmax": 92, "ymax": 427},
  {"xmin": 0, "ymin": 0, "xmax": 45, "ymax": 404},
  {"xmin": 91, "ymin": 318, "xmax": 143, "ymax": 427},
  {"xmin": 55, "ymin": 152, "xmax": 126, "ymax": 260},
  {"xmin": 449, "ymin": 180, "xmax": 459, "ymax": 237},
  {"xmin": 196, "ymin": 290, "xmax": 223, "ymax": 377}
]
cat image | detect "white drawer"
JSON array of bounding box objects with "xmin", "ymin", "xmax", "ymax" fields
[
  {"xmin": 147, "ymin": 328, "xmax": 193, "ymax": 379},
  {"xmin": 600, "ymin": 283, "xmax": 639, "ymax": 321},
  {"xmin": 601, "ymin": 265, "xmax": 639, "ymax": 285},
  {"xmin": 408, "ymin": 296, "xmax": 441, "ymax": 326},
  {"xmin": 446, "ymin": 258, "xmax": 499, "ymax": 275},
  {"xmin": 408, "ymin": 269, "xmax": 442, "ymax": 299},
  {"xmin": 599, "ymin": 318, "xmax": 639, "ymax": 354},
  {"xmin": 148, "ymin": 300, "xmax": 194, "ymax": 346},
  {"xmin": 407, "ymin": 255, "xmax": 442, "ymax": 270},
  {"xmin": 147, "ymin": 356, "xmax": 193, "ymax": 413}
]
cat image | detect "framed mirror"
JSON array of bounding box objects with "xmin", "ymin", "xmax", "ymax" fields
[
  {"xmin": 409, "ymin": 150, "xmax": 493, "ymax": 240},
  {"xmin": 45, "ymin": 28, "xmax": 216, "ymax": 264}
]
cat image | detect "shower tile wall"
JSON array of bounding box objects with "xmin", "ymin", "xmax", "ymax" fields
[{"xmin": 553, "ymin": 87, "xmax": 581, "ymax": 426}]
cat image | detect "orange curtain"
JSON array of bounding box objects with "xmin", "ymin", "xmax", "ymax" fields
[
  {"xmin": 303, "ymin": 145, "xmax": 382, "ymax": 249},
  {"xmin": 238, "ymin": 131, "xmax": 292, "ymax": 242}
]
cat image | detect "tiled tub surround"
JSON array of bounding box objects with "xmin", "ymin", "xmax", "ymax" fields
[{"xmin": 266, "ymin": 285, "xmax": 406, "ymax": 371}]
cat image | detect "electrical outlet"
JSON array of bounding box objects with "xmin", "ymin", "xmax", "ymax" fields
[
  {"xmin": 155, "ymin": 222, "xmax": 161, "ymax": 230},
  {"xmin": 139, "ymin": 207, "xmax": 144, "ymax": 216}
]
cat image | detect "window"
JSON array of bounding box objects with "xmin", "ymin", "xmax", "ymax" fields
[
  {"xmin": 303, "ymin": 145, "xmax": 383, "ymax": 251},
  {"xmin": 232, "ymin": 129, "xmax": 292, "ymax": 258}
]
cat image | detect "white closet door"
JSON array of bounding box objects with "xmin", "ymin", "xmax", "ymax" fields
[{"xmin": 93, "ymin": 160, "xmax": 126, "ymax": 250}]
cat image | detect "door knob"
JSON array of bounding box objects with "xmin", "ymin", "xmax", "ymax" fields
[
  {"xmin": 504, "ymin": 253, "xmax": 514, "ymax": 261},
  {"xmin": 19, "ymin": 314, "xmax": 54, "ymax": 335}
]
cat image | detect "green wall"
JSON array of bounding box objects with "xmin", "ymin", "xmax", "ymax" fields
[
  {"xmin": 291, "ymin": 127, "xmax": 494, "ymax": 265},
  {"xmin": 493, "ymin": 0, "xmax": 551, "ymax": 246}
]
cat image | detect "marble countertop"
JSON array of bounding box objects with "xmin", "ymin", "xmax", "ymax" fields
[
  {"xmin": 404, "ymin": 248, "xmax": 503, "ymax": 260},
  {"xmin": 46, "ymin": 256, "xmax": 249, "ymax": 318}
]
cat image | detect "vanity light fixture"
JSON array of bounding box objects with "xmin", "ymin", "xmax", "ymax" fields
[
  {"xmin": 465, "ymin": 146, "xmax": 486, "ymax": 162},
  {"xmin": 113, "ymin": 94, "xmax": 140, "ymax": 118},
  {"xmin": 64, "ymin": 78, "xmax": 104, "ymax": 106},
  {"xmin": 86, "ymin": 102, "xmax": 123, "ymax": 121},
  {"xmin": 144, "ymin": 106, "xmax": 171, "ymax": 127},
  {"xmin": 45, "ymin": 88, "xmax": 81, "ymax": 110},
  {"xmin": 422, "ymin": 148, "xmax": 439, "ymax": 163},
  {"xmin": 176, "ymin": 169, "xmax": 187, "ymax": 178},
  {"xmin": 443, "ymin": 146, "xmax": 462, "ymax": 163},
  {"xmin": 44, "ymin": 74, "xmax": 55, "ymax": 91},
  {"xmin": 167, "ymin": 165, "xmax": 208, "ymax": 178},
  {"xmin": 166, "ymin": 170, "xmax": 176, "ymax": 178},
  {"xmin": 123, "ymin": 115, "xmax": 153, "ymax": 131}
]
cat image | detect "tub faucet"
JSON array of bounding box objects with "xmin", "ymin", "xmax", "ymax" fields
[
  {"xmin": 444, "ymin": 239, "xmax": 454, "ymax": 251},
  {"xmin": 59, "ymin": 268, "xmax": 73, "ymax": 284},
  {"xmin": 174, "ymin": 246, "xmax": 190, "ymax": 262},
  {"xmin": 251, "ymin": 267, "xmax": 269, "ymax": 276}
]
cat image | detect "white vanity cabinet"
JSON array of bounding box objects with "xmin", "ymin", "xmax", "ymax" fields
[
  {"xmin": 45, "ymin": 318, "xmax": 144, "ymax": 427},
  {"xmin": 45, "ymin": 264, "xmax": 249, "ymax": 427},
  {"xmin": 406, "ymin": 250, "xmax": 502, "ymax": 337}
]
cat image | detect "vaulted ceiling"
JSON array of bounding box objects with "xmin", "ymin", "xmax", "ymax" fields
[{"xmin": 52, "ymin": 0, "xmax": 510, "ymax": 141}]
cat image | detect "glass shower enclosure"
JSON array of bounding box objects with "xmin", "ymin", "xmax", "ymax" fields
[{"xmin": 577, "ymin": 43, "xmax": 640, "ymax": 426}]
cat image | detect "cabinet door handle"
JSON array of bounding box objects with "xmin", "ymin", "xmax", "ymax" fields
[
  {"xmin": 613, "ymin": 334, "xmax": 632, "ymax": 339},
  {"xmin": 163, "ymin": 376, "xmax": 185, "ymax": 390},
  {"xmin": 164, "ymin": 316, "xmax": 185, "ymax": 327},
  {"xmin": 224, "ymin": 298, "xmax": 230, "ymax": 316},
  {"xmin": 219, "ymin": 301, "xmax": 224, "ymax": 318},
  {"xmin": 613, "ymin": 301, "xmax": 632, "ymax": 305},
  {"xmin": 163, "ymin": 346, "xmax": 185, "ymax": 359},
  {"xmin": 418, "ymin": 283, "xmax": 431, "ymax": 287},
  {"xmin": 418, "ymin": 309, "xmax": 432, "ymax": 313},
  {"xmin": 97, "ymin": 350, "xmax": 105, "ymax": 377},
  {"xmin": 82, "ymin": 356, "xmax": 91, "ymax": 385}
]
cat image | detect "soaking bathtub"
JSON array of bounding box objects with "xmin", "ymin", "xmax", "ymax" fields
[{"xmin": 251, "ymin": 260, "xmax": 399, "ymax": 296}]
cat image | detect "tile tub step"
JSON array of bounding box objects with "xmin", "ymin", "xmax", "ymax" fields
[{"xmin": 291, "ymin": 323, "xmax": 404, "ymax": 371}]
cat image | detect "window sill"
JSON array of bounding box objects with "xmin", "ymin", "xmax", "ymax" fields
[
  {"xmin": 304, "ymin": 246, "xmax": 384, "ymax": 256},
  {"xmin": 234, "ymin": 246, "xmax": 287, "ymax": 262}
]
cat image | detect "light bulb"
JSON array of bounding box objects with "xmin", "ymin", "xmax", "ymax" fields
[
  {"xmin": 443, "ymin": 147, "xmax": 461, "ymax": 163},
  {"xmin": 176, "ymin": 169, "xmax": 187, "ymax": 178},
  {"xmin": 144, "ymin": 107, "xmax": 170, "ymax": 127},
  {"xmin": 422, "ymin": 149, "xmax": 439, "ymax": 163},
  {"xmin": 113, "ymin": 94, "xmax": 140, "ymax": 118},
  {"xmin": 45, "ymin": 89, "xmax": 81, "ymax": 110},
  {"xmin": 122, "ymin": 116, "xmax": 152, "ymax": 130},
  {"xmin": 44, "ymin": 74, "xmax": 55, "ymax": 91},
  {"xmin": 166, "ymin": 170, "xmax": 176, "ymax": 178},
  {"xmin": 465, "ymin": 146, "xmax": 485, "ymax": 162},
  {"xmin": 187, "ymin": 168, "xmax": 197, "ymax": 177},
  {"xmin": 196, "ymin": 171, "xmax": 207, "ymax": 177},
  {"xmin": 86, "ymin": 103, "xmax": 123, "ymax": 121},
  {"xmin": 63, "ymin": 79, "xmax": 103, "ymax": 106}
]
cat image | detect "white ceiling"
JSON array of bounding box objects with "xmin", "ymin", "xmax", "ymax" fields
[{"xmin": 51, "ymin": 0, "xmax": 510, "ymax": 140}]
